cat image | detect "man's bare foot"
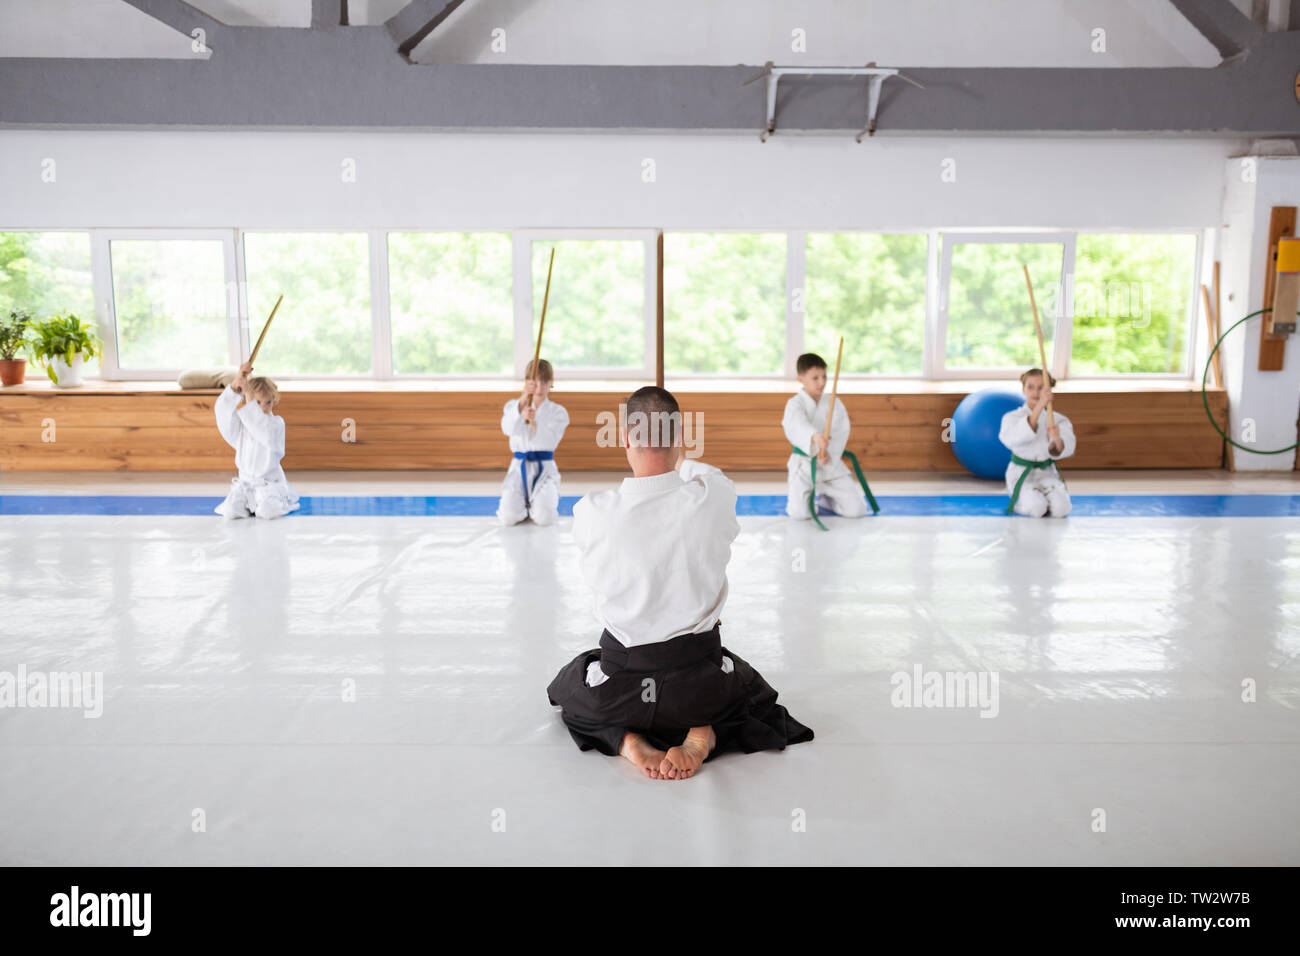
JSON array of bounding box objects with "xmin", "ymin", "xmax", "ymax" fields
[
  {"xmin": 620, "ymin": 732, "xmax": 668, "ymax": 779},
  {"xmin": 660, "ymin": 726, "xmax": 716, "ymax": 780}
]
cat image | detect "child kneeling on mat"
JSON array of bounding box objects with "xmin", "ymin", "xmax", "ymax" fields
[
  {"xmin": 782, "ymin": 352, "xmax": 874, "ymax": 521},
  {"xmin": 214, "ymin": 361, "xmax": 300, "ymax": 520},
  {"xmin": 498, "ymin": 358, "xmax": 570, "ymax": 526},
  {"xmin": 998, "ymin": 368, "xmax": 1075, "ymax": 517}
]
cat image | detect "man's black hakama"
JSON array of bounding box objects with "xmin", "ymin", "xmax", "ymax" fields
[{"xmin": 547, "ymin": 624, "xmax": 814, "ymax": 757}]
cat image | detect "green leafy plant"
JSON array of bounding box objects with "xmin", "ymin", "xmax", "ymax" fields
[
  {"xmin": 30, "ymin": 313, "xmax": 103, "ymax": 384},
  {"xmin": 0, "ymin": 309, "xmax": 32, "ymax": 361}
]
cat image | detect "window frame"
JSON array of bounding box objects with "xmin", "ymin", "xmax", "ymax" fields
[
  {"xmin": 90, "ymin": 228, "xmax": 239, "ymax": 381},
  {"xmin": 800, "ymin": 228, "xmax": 934, "ymax": 380},
  {"xmin": 934, "ymin": 230, "xmax": 1075, "ymax": 381},
  {"xmin": 1, "ymin": 224, "xmax": 1206, "ymax": 384},
  {"xmin": 513, "ymin": 228, "xmax": 658, "ymax": 381},
  {"xmin": 384, "ymin": 229, "xmax": 516, "ymax": 380},
  {"xmin": 237, "ymin": 227, "xmax": 378, "ymax": 380},
  {"xmin": 660, "ymin": 228, "xmax": 792, "ymax": 380},
  {"xmin": 1064, "ymin": 228, "xmax": 1204, "ymax": 380}
]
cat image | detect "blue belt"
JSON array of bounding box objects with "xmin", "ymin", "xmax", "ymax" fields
[{"xmin": 513, "ymin": 450, "xmax": 554, "ymax": 509}]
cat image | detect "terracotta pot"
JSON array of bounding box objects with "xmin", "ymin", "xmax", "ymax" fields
[{"xmin": 0, "ymin": 358, "xmax": 25, "ymax": 386}]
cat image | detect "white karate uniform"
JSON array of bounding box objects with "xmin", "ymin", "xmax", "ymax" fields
[
  {"xmin": 676, "ymin": 456, "xmax": 721, "ymax": 481},
  {"xmin": 781, "ymin": 389, "xmax": 868, "ymax": 520},
  {"xmin": 497, "ymin": 397, "xmax": 569, "ymax": 526},
  {"xmin": 213, "ymin": 385, "xmax": 300, "ymax": 520},
  {"xmin": 573, "ymin": 468, "xmax": 740, "ymax": 686},
  {"xmin": 997, "ymin": 404, "xmax": 1076, "ymax": 518}
]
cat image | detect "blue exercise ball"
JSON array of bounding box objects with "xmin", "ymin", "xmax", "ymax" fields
[{"xmin": 950, "ymin": 389, "xmax": 1024, "ymax": 480}]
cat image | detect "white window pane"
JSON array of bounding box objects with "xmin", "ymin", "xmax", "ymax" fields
[
  {"xmin": 244, "ymin": 233, "xmax": 371, "ymax": 375},
  {"xmin": 0, "ymin": 232, "xmax": 94, "ymax": 321},
  {"xmin": 947, "ymin": 242, "xmax": 1063, "ymax": 369},
  {"xmin": 531, "ymin": 240, "xmax": 643, "ymax": 370},
  {"xmin": 806, "ymin": 233, "xmax": 926, "ymax": 375},
  {"xmin": 1072, "ymin": 234, "xmax": 1196, "ymax": 374},
  {"xmin": 110, "ymin": 239, "xmax": 228, "ymax": 369},
  {"xmin": 664, "ymin": 233, "xmax": 785, "ymax": 374},
  {"xmin": 388, "ymin": 233, "xmax": 512, "ymax": 374}
]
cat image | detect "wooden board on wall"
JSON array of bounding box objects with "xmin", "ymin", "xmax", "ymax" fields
[
  {"xmin": 1260, "ymin": 206, "xmax": 1297, "ymax": 371},
  {"xmin": 0, "ymin": 387, "xmax": 1230, "ymax": 472}
]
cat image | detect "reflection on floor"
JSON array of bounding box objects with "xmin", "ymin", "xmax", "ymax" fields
[{"xmin": 2, "ymin": 496, "xmax": 1297, "ymax": 864}]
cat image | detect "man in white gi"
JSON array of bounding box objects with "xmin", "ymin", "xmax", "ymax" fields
[
  {"xmin": 998, "ymin": 368, "xmax": 1076, "ymax": 517},
  {"xmin": 547, "ymin": 386, "xmax": 813, "ymax": 780}
]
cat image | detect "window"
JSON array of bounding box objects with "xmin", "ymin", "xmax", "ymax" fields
[
  {"xmin": 109, "ymin": 237, "xmax": 230, "ymax": 369},
  {"xmin": 388, "ymin": 232, "xmax": 512, "ymax": 375},
  {"xmin": 664, "ymin": 233, "xmax": 786, "ymax": 374},
  {"xmin": 243, "ymin": 232, "xmax": 371, "ymax": 375},
  {"xmin": 6, "ymin": 226, "xmax": 1204, "ymax": 382},
  {"xmin": 805, "ymin": 233, "xmax": 927, "ymax": 375},
  {"xmin": 528, "ymin": 238, "xmax": 648, "ymax": 372},
  {"xmin": 1071, "ymin": 233, "xmax": 1196, "ymax": 375},
  {"xmin": 941, "ymin": 236, "xmax": 1066, "ymax": 373},
  {"xmin": 0, "ymin": 231, "xmax": 94, "ymax": 321}
]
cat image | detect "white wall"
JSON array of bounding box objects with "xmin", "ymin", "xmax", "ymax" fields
[
  {"xmin": 1219, "ymin": 155, "xmax": 1300, "ymax": 471},
  {"xmin": 0, "ymin": 130, "xmax": 1233, "ymax": 230},
  {"xmin": 0, "ymin": 0, "xmax": 197, "ymax": 58}
]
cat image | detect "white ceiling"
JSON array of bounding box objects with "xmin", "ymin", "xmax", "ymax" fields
[
  {"xmin": 409, "ymin": 0, "xmax": 1222, "ymax": 67},
  {"xmin": 0, "ymin": 0, "xmax": 1247, "ymax": 66}
]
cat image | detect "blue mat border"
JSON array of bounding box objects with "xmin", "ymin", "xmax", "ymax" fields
[{"xmin": 2, "ymin": 493, "xmax": 1299, "ymax": 517}]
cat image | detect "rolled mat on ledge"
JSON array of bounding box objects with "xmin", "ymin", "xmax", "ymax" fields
[{"xmin": 177, "ymin": 368, "xmax": 237, "ymax": 389}]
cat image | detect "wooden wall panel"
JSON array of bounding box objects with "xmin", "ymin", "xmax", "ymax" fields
[{"xmin": 0, "ymin": 387, "xmax": 1230, "ymax": 472}]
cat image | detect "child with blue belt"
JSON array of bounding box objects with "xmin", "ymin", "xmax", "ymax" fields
[{"xmin": 498, "ymin": 358, "xmax": 570, "ymax": 526}]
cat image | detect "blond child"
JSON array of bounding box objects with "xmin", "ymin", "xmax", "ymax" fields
[
  {"xmin": 998, "ymin": 368, "xmax": 1076, "ymax": 517},
  {"xmin": 214, "ymin": 360, "xmax": 299, "ymax": 519},
  {"xmin": 498, "ymin": 358, "xmax": 570, "ymax": 526}
]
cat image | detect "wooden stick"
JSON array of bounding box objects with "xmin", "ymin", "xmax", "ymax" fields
[
  {"xmin": 527, "ymin": 248, "xmax": 556, "ymax": 429},
  {"xmin": 1213, "ymin": 260, "xmax": 1235, "ymax": 470},
  {"xmin": 822, "ymin": 336, "xmax": 844, "ymax": 452},
  {"xmin": 248, "ymin": 294, "xmax": 283, "ymax": 364},
  {"xmin": 655, "ymin": 232, "xmax": 664, "ymax": 388},
  {"xmin": 1022, "ymin": 264, "xmax": 1055, "ymax": 429},
  {"xmin": 1201, "ymin": 283, "xmax": 1223, "ymax": 387},
  {"xmin": 1213, "ymin": 260, "xmax": 1222, "ymax": 342}
]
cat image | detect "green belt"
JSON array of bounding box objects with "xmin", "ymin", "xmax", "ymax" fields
[
  {"xmin": 792, "ymin": 445, "xmax": 881, "ymax": 530},
  {"xmin": 1006, "ymin": 453, "xmax": 1065, "ymax": 515}
]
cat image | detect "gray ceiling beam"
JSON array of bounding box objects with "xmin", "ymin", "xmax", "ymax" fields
[
  {"xmin": 385, "ymin": 0, "xmax": 468, "ymax": 61},
  {"xmin": 119, "ymin": 0, "xmax": 225, "ymax": 37},
  {"xmin": 1, "ymin": 26, "xmax": 1299, "ymax": 136},
  {"xmin": 311, "ymin": 0, "xmax": 346, "ymax": 30},
  {"xmin": 1169, "ymin": 0, "xmax": 1265, "ymax": 60}
]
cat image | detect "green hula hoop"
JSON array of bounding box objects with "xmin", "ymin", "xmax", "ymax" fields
[{"xmin": 1201, "ymin": 306, "xmax": 1299, "ymax": 455}]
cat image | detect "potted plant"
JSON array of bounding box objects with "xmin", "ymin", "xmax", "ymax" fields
[
  {"xmin": 0, "ymin": 309, "xmax": 31, "ymax": 386},
  {"xmin": 30, "ymin": 313, "xmax": 103, "ymax": 387}
]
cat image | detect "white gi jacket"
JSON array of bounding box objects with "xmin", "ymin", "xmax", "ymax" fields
[
  {"xmin": 572, "ymin": 468, "xmax": 740, "ymax": 650},
  {"xmin": 782, "ymin": 389, "xmax": 852, "ymax": 481},
  {"xmin": 214, "ymin": 385, "xmax": 295, "ymax": 487},
  {"xmin": 997, "ymin": 403, "xmax": 1076, "ymax": 495}
]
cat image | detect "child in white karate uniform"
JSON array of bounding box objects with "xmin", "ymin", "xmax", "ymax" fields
[
  {"xmin": 498, "ymin": 358, "xmax": 570, "ymax": 526},
  {"xmin": 781, "ymin": 352, "xmax": 869, "ymax": 521},
  {"xmin": 998, "ymin": 368, "xmax": 1076, "ymax": 517},
  {"xmin": 214, "ymin": 361, "xmax": 299, "ymax": 520}
]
